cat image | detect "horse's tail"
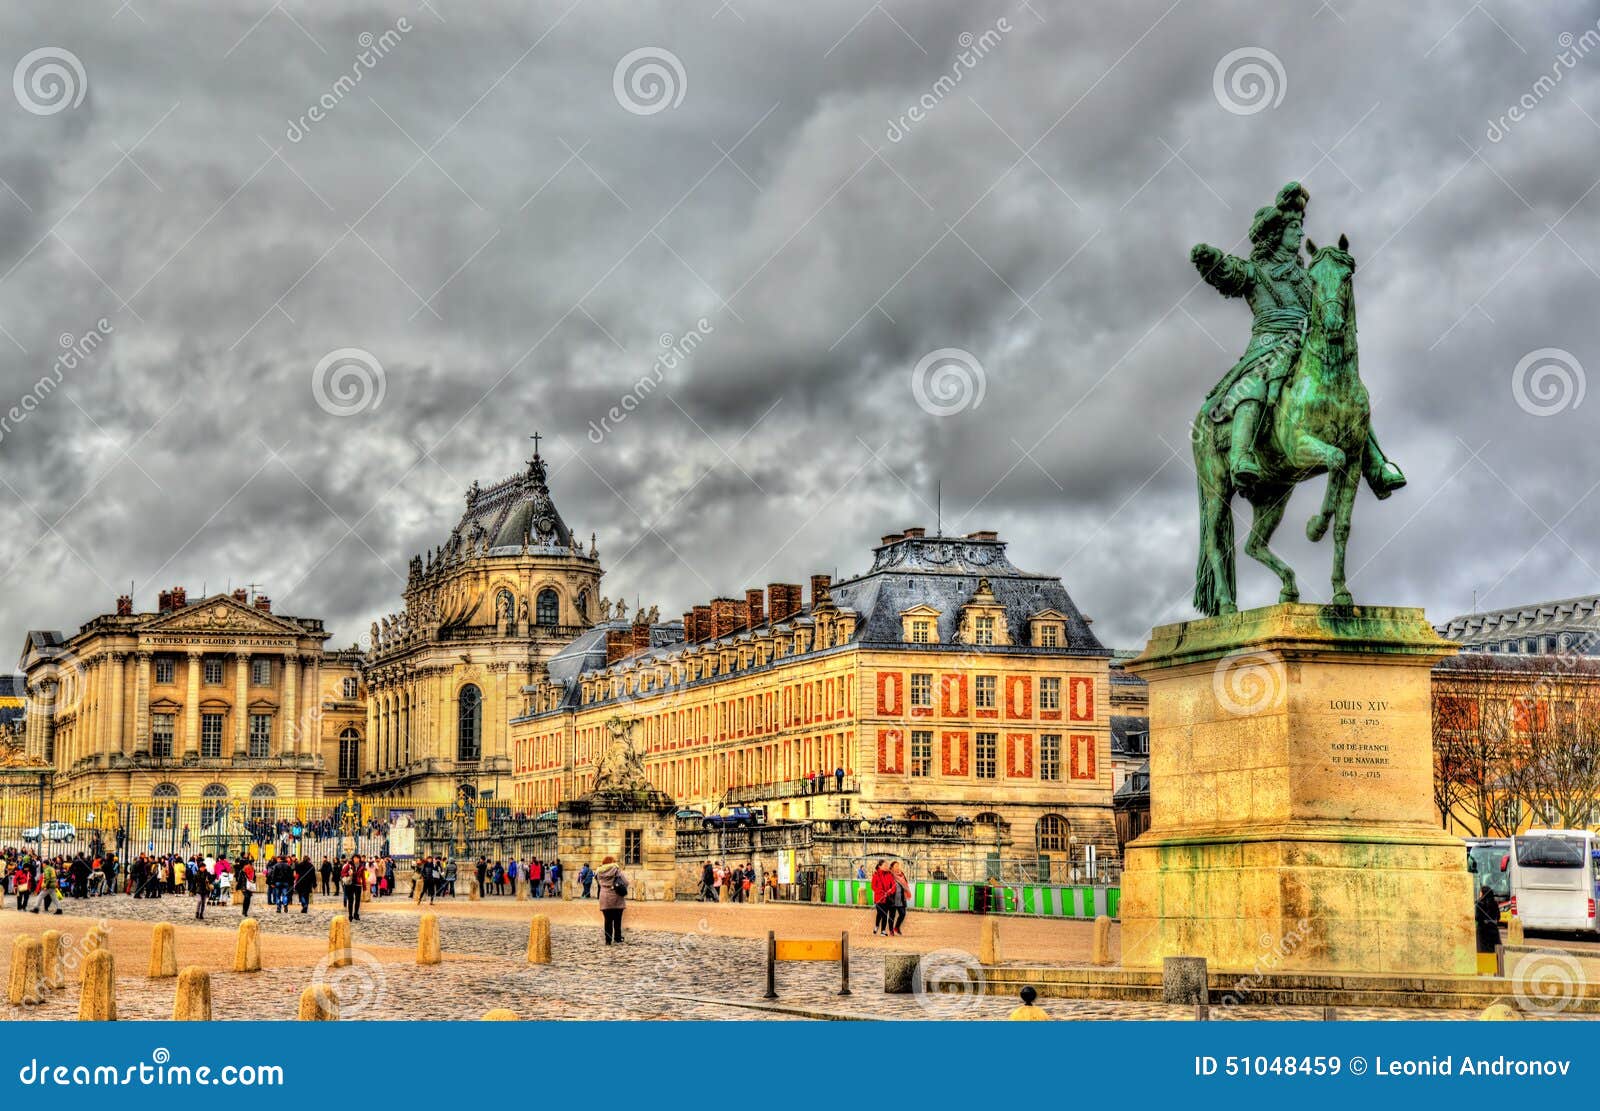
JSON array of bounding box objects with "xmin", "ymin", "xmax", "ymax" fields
[{"xmin": 1193, "ymin": 507, "xmax": 1234, "ymax": 617}]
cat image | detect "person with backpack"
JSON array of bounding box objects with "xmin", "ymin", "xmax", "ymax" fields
[{"xmin": 595, "ymin": 856, "xmax": 629, "ymax": 945}]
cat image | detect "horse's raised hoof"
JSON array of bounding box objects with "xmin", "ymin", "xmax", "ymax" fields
[
  {"xmin": 1219, "ymin": 603, "xmax": 1238, "ymax": 616},
  {"xmin": 1306, "ymin": 513, "xmax": 1329, "ymax": 542},
  {"xmin": 1332, "ymin": 590, "xmax": 1354, "ymax": 607}
]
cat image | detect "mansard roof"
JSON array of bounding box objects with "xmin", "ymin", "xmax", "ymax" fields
[
  {"xmin": 447, "ymin": 449, "xmax": 577, "ymax": 556},
  {"xmin": 1436, "ymin": 593, "xmax": 1600, "ymax": 653}
]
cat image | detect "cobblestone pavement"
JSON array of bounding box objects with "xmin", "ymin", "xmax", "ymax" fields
[{"xmin": 0, "ymin": 895, "xmax": 1516, "ymax": 1021}]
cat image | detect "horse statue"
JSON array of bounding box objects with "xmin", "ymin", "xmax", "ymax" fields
[{"xmin": 1193, "ymin": 233, "xmax": 1373, "ymax": 616}]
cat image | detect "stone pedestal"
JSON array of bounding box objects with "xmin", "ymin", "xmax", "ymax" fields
[
  {"xmin": 556, "ymin": 786, "xmax": 677, "ymax": 899},
  {"xmin": 1120, "ymin": 603, "xmax": 1474, "ymax": 976}
]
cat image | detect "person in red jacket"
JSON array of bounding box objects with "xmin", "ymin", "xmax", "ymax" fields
[{"xmin": 869, "ymin": 860, "xmax": 895, "ymax": 935}]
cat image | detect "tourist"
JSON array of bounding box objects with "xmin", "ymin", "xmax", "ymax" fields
[
  {"xmin": 595, "ymin": 855, "xmax": 628, "ymax": 945},
  {"xmin": 342, "ymin": 854, "xmax": 364, "ymax": 921},
  {"xmin": 493, "ymin": 860, "xmax": 506, "ymax": 896},
  {"xmin": 444, "ymin": 858, "xmax": 457, "ymax": 897},
  {"xmin": 835, "ymin": 766, "xmax": 845, "ymax": 791},
  {"xmin": 240, "ymin": 858, "xmax": 256, "ymax": 917},
  {"xmin": 869, "ymin": 860, "xmax": 893, "ymax": 935},
  {"xmin": 889, "ymin": 861, "xmax": 911, "ymax": 936},
  {"xmin": 528, "ymin": 858, "xmax": 542, "ymax": 898},
  {"xmin": 550, "ymin": 860, "xmax": 563, "ymax": 896},
  {"xmin": 700, "ymin": 861, "xmax": 714, "ymax": 902},
  {"xmin": 193, "ymin": 861, "xmax": 210, "ymax": 921},
  {"xmin": 320, "ymin": 856, "xmax": 334, "ymax": 896},
  {"xmin": 1475, "ymin": 884, "xmax": 1501, "ymax": 958},
  {"xmin": 579, "ymin": 861, "xmax": 594, "ymax": 898},
  {"xmin": 295, "ymin": 855, "xmax": 316, "ymax": 913},
  {"xmin": 475, "ymin": 857, "xmax": 487, "ymax": 895},
  {"xmin": 34, "ymin": 860, "xmax": 60, "ymax": 915}
]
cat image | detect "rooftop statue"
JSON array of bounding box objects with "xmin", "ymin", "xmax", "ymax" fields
[{"xmin": 1190, "ymin": 182, "xmax": 1405, "ymax": 616}]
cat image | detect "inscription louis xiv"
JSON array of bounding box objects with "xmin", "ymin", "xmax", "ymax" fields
[{"xmin": 1328, "ymin": 697, "xmax": 1390, "ymax": 779}]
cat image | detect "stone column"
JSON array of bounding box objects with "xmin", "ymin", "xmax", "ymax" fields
[
  {"xmin": 134, "ymin": 651, "xmax": 152, "ymax": 754},
  {"xmin": 107, "ymin": 650, "xmax": 126, "ymax": 756},
  {"xmin": 281, "ymin": 652, "xmax": 298, "ymax": 757},
  {"xmin": 298, "ymin": 654, "xmax": 318, "ymax": 763},
  {"xmin": 184, "ymin": 650, "xmax": 202, "ymax": 757},
  {"xmin": 234, "ymin": 651, "xmax": 250, "ymax": 757}
]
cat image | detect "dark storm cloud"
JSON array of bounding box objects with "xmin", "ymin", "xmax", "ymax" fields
[{"xmin": 0, "ymin": 0, "xmax": 1596, "ymax": 655}]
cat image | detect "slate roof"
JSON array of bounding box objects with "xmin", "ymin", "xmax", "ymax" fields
[
  {"xmin": 1436, "ymin": 594, "xmax": 1600, "ymax": 655},
  {"xmin": 445, "ymin": 451, "xmax": 580, "ymax": 556},
  {"xmin": 1110, "ymin": 714, "xmax": 1150, "ymax": 757},
  {"xmin": 0, "ymin": 675, "xmax": 24, "ymax": 700}
]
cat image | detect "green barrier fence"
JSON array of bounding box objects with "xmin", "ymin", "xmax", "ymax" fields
[{"xmin": 825, "ymin": 877, "xmax": 1118, "ymax": 918}]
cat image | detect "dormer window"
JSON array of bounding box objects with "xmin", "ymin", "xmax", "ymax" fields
[
  {"xmin": 1039, "ymin": 624, "xmax": 1060, "ymax": 648},
  {"xmin": 911, "ymin": 620, "xmax": 931, "ymax": 644},
  {"xmin": 974, "ymin": 616, "xmax": 996, "ymax": 645}
]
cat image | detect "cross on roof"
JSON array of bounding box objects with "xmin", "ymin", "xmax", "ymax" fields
[{"xmin": 529, "ymin": 431, "xmax": 542, "ymax": 458}]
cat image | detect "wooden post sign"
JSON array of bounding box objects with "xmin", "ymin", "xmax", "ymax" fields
[{"xmin": 764, "ymin": 930, "xmax": 850, "ymax": 999}]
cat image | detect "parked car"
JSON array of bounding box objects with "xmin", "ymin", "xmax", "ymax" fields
[
  {"xmin": 703, "ymin": 806, "xmax": 765, "ymax": 830},
  {"xmin": 675, "ymin": 808, "xmax": 704, "ymax": 820},
  {"xmin": 22, "ymin": 821, "xmax": 77, "ymax": 844}
]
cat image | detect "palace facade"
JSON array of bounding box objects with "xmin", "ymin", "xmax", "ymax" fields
[
  {"xmin": 359, "ymin": 446, "xmax": 606, "ymax": 801},
  {"xmin": 19, "ymin": 589, "xmax": 334, "ymax": 807},
  {"xmin": 511, "ymin": 528, "xmax": 1120, "ymax": 872}
]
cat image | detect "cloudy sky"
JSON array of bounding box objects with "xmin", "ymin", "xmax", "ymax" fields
[{"xmin": 0, "ymin": 0, "xmax": 1596, "ymax": 654}]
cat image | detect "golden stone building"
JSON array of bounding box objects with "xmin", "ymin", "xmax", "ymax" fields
[
  {"xmin": 360, "ymin": 445, "xmax": 605, "ymax": 801},
  {"xmin": 512, "ymin": 528, "xmax": 1119, "ymax": 873},
  {"xmin": 19, "ymin": 588, "xmax": 333, "ymax": 807}
]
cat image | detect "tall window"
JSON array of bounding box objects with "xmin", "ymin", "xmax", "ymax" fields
[
  {"xmin": 154, "ymin": 657, "xmax": 175, "ymax": 684},
  {"xmin": 624, "ymin": 828, "xmax": 643, "ymax": 866},
  {"xmin": 1037, "ymin": 813, "xmax": 1069, "ymax": 852},
  {"xmin": 910, "ymin": 673, "xmax": 932, "ymax": 708},
  {"xmin": 1038, "ymin": 623, "xmax": 1060, "ymax": 647},
  {"xmin": 536, "ymin": 589, "xmax": 559, "ymax": 626},
  {"xmin": 203, "ymin": 657, "xmax": 223, "ymax": 684},
  {"xmin": 250, "ymin": 657, "xmax": 271, "ymax": 686},
  {"xmin": 249, "ymin": 784, "xmax": 276, "ymax": 823},
  {"xmin": 200, "ymin": 713, "xmax": 224, "ymax": 759},
  {"xmin": 150, "ymin": 783, "xmax": 178, "ymax": 831},
  {"xmin": 910, "ymin": 620, "xmax": 931, "ymax": 644},
  {"xmin": 342, "ymin": 677, "xmax": 359, "ymax": 699},
  {"xmin": 974, "ymin": 616, "xmax": 995, "ymax": 645},
  {"xmin": 1040, "ymin": 735, "xmax": 1062, "ymax": 781},
  {"xmin": 339, "ymin": 727, "xmax": 361, "ymax": 785},
  {"xmin": 975, "ymin": 732, "xmax": 997, "ymax": 779},
  {"xmin": 151, "ymin": 713, "xmax": 175, "ymax": 758},
  {"xmin": 200, "ymin": 783, "xmax": 228, "ymax": 829},
  {"xmin": 910, "ymin": 730, "xmax": 933, "ymax": 777},
  {"xmin": 1040, "ymin": 677, "xmax": 1061, "ymax": 712},
  {"xmin": 975, "ymin": 675, "xmax": 997, "ymax": 710},
  {"xmin": 249, "ymin": 713, "xmax": 272, "ymax": 758},
  {"xmin": 458, "ymin": 684, "xmax": 482, "ymax": 761}
]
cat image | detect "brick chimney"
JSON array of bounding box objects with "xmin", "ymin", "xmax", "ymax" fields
[
  {"xmin": 605, "ymin": 629, "xmax": 631, "ymax": 665},
  {"xmin": 734, "ymin": 600, "xmax": 751, "ymax": 633},
  {"xmin": 966, "ymin": 530, "xmax": 998, "ymax": 542},
  {"xmin": 682, "ymin": 612, "xmax": 696, "ymax": 643},
  {"xmin": 158, "ymin": 590, "xmax": 173, "ymax": 613},
  {"xmin": 745, "ymin": 588, "xmax": 765, "ymax": 628},
  {"xmin": 692, "ymin": 604, "xmax": 712, "ymax": 644},
  {"xmin": 171, "ymin": 586, "xmax": 187, "ymax": 608},
  {"xmin": 254, "ymin": 595, "xmax": 272, "ymax": 613},
  {"xmin": 768, "ymin": 583, "xmax": 802, "ymax": 623},
  {"xmin": 116, "ymin": 594, "xmax": 133, "ymax": 617},
  {"xmin": 710, "ymin": 598, "xmax": 738, "ymax": 641},
  {"xmin": 881, "ymin": 532, "xmax": 904, "ymax": 546},
  {"xmin": 903, "ymin": 527, "xmax": 926, "ymax": 538},
  {"xmin": 809, "ymin": 574, "xmax": 832, "ymax": 608},
  {"xmin": 631, "ymin": 620, "xmax": 652, "ymax": 652},
  {"xmin": 232, "ymin": 587, "xmax": 248, "ymax": 603}
]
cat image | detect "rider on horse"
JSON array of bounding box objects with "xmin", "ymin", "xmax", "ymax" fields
[{"xmin": 1191, "ymin": 181, "xmax": 1406, "ymax": 498}]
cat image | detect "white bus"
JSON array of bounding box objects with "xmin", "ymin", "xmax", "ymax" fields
[{"xmin": 1508, "ymin": 829, "xmax": 1600, "ymax": 935}]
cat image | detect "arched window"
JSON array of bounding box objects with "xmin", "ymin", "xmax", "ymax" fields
[
  {"xmin": 150, "ymin": 782, "xmax": 179, "ymax": 831},
  {"xmin": 536, "ymin": 588, "xmax": 559, "ymax": 626},
  {"xmin": 907, "ymin": 808, "xmax": 938, "ymax": 821},
  {"xmin": 199, "ymin": 783, "xmax": 228, "ymax": 830},
  {"xmin": 339, "ymin": 727, "xmax": 361, "ymax": 785},
  {"xmin": 458, "ymin": 684, "xmax": 482, "ymax": 761},
  {"xmin": 1037, "ymin": 813, "xmax": 1070, "ymax": 853},
  {"xmin": 974, "ymin": 811, "xmax": 1006, "ymax": 826},
  {"xmin": 249, "ymin": 783, "xmax": 277, "ymax": 823}
]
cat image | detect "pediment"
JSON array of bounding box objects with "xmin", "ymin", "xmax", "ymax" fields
[
  {"xmin": 1029, "ymin": 608, "xmax": 1069, "ymax": 622},
  {"xmin": 141, "ymin": 595, "xmax": 304, "ymax": 637},
  {"xmin": 899, "ymin": 604, "xmax": 943, "ymax": 618}
]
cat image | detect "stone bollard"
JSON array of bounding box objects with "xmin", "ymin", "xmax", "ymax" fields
[
  {"xmin": 468, "ymin": 877, "xmax": 481, "ymax": 902},
  {"xmin": 78, "ymin": 925, "xmax": 110, "ymax": 983},
  {"xmin": 516, "ymin": 879, "xmax": 529, "ymax": 902},
  {"xmin": 1479, "ymin": 1001, "xmax": 1522, "ymax": 1021},
  {"xmin": 527, "ymin": 915, "xmax": 552, "ymax": 965},
  {"xmin": 297, "ymin": 983, "xmax": 338, "ymax": 1021},
  {"xmin": 1507, "ymin": 915, "xmax": 1524, "ymax": 946},
  {"xmin": 8, "ymin": 936, "xmax": 45, "ymax": 1006},
  {"xmin": 40, "ymin": 929, "xmax": 64, "ymax": 990},
  {"xmin": 328, "ymin": 915, "xmax": 352, "ymax": 969},
  {"xmin": 482, "ymin": 1008, "xmax": 519, "ymax": 1020},
  {"xmin": 172, "ymin": 967, "xmax": 212, "ymax": 1021},
  {"xmin": 77, "ymin": 950, "xmax": 116, "ymax": 1021},
  {"xmin": 883, "ymin": 953, "xmax": 920, "ymax": 994},
  {"xmin": 148, "ymin": 922, "xmax": 178, "ymax": 979},
  {"xmin": 417, "ymin": 913, "xmax": 442, "ymax": 966},
  {"xmin": 234, "ymin": 918, "xmax": 261, "ymax": 973},
  {"xmin": 1162, "ymin": 956, "xmax": 1208, "ymax": 1005},
  {"xmin": 231, "ymin": 886, "xmax": 244, "ymax": 907},
  {"xmin": 979, "ymin": 917, "xmax": 1002, "ymax": 965},
  {"xmin": 1091, "ymin": 915, "xmax": 1114, "ymax": 966}
]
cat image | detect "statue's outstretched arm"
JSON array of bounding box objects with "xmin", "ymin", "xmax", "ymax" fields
[{"xmin": 1190, "ymin": 243, "xmax": 1251, "ymax": 298}]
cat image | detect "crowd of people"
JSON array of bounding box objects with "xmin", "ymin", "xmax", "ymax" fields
[{"xmin": 3, "ymin": 845, "xmax": 117, "ymax": 913}]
